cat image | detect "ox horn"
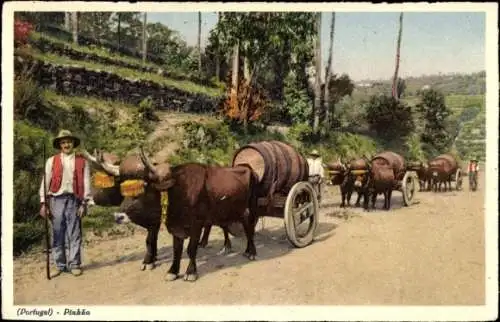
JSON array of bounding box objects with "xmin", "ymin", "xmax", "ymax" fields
[
  {"xmin": 140, "ymin": 146, "xmax": 158, "ymax": 178},
  {"xmin": 81, "ymin": 148, "xmax": 120, "ymax": 176}
]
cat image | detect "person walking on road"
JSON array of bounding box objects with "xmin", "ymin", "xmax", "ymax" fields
[
  {"xmin": 39, "ymin": 130, "xmax": 93, "ymax": 277},
  {"xmin": 467, "ymin": 157, "xmax": 480, "ymax": 191},
  {"xmin": 307, "ymin": 149, "xmax": 325, "ymax": 203}
]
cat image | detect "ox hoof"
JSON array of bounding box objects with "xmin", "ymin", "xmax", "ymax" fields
[
  {"xmin": 243, "ymin": 252, "xmax": 256, "ymax": 261},
  {"xmin": 165, "ymin": 273, "xmax": 179, "ymax": 282},
  {"xmin": 140, "ymin": 263, "xmax": 155, "ymax": 271},
  {"xmin": 184, "ymin": 274, "xmax": 198, "ymax": 282},
  {"xmin": 217, "ymin": 247, "xmax": 232, "ymax": 256}
]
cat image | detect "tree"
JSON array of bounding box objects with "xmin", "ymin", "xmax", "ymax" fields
[
  {"xmin": 142, "ymin": 12, "xmax": 147, "ymax": 64},
  {"xmin": 323, "ymin": 12, "xmax": 336, "ymax": 129},
  {"xmin": 392, "ymin": 12, "xmax": 403, "ymax": 99},
  {"xmin": 71, "ymin": 12, "xmax": 78, "ymax": 44},
  {"xmin": 325, "ymin": 73, "xmax": 355, "ymax": 127},
  {"xmin": 198, "ymin": 12, "xmax": 202, "ymax": 75},
  {"xmin": 64, "ymin": 12, "xmax": 71, "ymax": 31},
  {"xmin": 416, "ymin": 88, "xmax": 453, "ymax": 153},
  {"xmin": 312, "ymin": 12, "xmax": 322, "ymax": 134},
  {"xmin": 365, "ymin": 94, "xmax": 415, "ymax": 141},
  {"xmin": 215, "ymin": 12, "xmax": 316, "ymax": 130}
]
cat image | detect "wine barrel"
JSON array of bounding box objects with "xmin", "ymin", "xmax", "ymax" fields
[
  {"xmin": 372, "ymin": 151, "xmax": 406, "ymax": 180},
  {"xmin": 432, "ymin": 154, "xmax": 458, "ymax": 172},
  {"xmin": 232, "ymin": 140, "xmax": 308, "ymax": 196}
]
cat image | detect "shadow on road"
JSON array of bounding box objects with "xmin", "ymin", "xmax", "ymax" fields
[{"xmin": 83, "ymin": 221, "xmax": 339, "ymax": 280}]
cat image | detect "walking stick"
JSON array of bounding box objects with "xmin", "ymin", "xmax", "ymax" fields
[{"xmin": 43, "ymin": 142, "xmax": 51, "ymax": 280}]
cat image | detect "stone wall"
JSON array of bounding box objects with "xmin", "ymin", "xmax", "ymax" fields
[
  {"xmin": 29, "ymin": 36, "xmax": 215, "ymax": 87},
  {"xmin": 16, "ymin": 55, "xmax": 224, "ymax": 113}
]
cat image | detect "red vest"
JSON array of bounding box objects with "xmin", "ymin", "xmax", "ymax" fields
[
  {"xmin": 49, "ymin": 153, "xmax": 86, "ymax": 200},
  {"xmin": 467, "ymin": 162, "xmax": 478, "ymax": 172}
]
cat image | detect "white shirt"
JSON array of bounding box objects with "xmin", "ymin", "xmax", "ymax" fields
[
  {"xmin": 307, "ymin": 157, "xmax": 325, "ymax": 178},
  {"xmin": 39, "ymin": 152, "xmax": 93, "ymax": 204}
]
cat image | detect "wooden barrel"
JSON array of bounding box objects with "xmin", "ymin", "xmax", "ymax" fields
[
  {"xmin": 432, "ymin": 154, "xmax": 458, "ymax": 171},
  {"xmin": 372, "ymin": 151, "xmax": 406, "ymax": 180},
  {"xmin": 232, "ymin": 140, "xmax": 308, "ymax": 196}
]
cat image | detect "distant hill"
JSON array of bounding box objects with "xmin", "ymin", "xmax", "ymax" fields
[{"xmin": 354, "ymin": 71, "xmax": 486, "ymax": 97}]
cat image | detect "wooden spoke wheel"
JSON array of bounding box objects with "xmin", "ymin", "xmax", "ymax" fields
[
  {"xmin": 284, "ymin": 181, "xmax": 319, "ymax": 248},
  {"xmin": 455, "ymin": 168, "xmax": 463, "ymax": 191},
  {"xmin": 402, "ymin": 171, "xmax": 417, "ymax": 206}
]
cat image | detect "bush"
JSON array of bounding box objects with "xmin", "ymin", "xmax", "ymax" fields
[
  {"xmin": 404, "ymin": 133, "xmax": 426, "ymax": 162},
  {"xmin": 288, "ymin": 122, "xmax": 314, "ymax": 143},
  {"xmin": 365, "ymin": 94, "xmax": 415, "ymax": 141},
  {"xmin": 13, "ymin": 221, "xmax": 45, "ymax": 256},
  {"xmin": 14, "ymin": 65, "xmax": 43, "ymax": 120},
  {"xmin": 283, "ymin": 72, "xmax": 313, "ymax": 124},
  {"xmin": 171, "ymin": 121, "xmax": 237, "ymax": 166},
  {"xmin": 14, "ymin": 122, "xmax": 52, "ymax": 223}
]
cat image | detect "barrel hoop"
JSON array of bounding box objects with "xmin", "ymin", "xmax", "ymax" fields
[{"xmin": 270, "ymin": 140, "xmax": 294, "ymax": 193}]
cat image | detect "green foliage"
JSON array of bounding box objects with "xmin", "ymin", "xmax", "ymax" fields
[
  {"xmin": 13, "ymin": 221, "xmax": 45, "ymax": 256},
  {"xmin": 283, "ymin": 72, "xmax": 313, "ymax": 124},
  {"xmin": 416, "ymin": 88, "xmax": 453, "ymax": 154},
  {"xmin": 138, "ymin": 97, "xmax": 159, "ymax": 132},
  {"xmin": 298, "ymin": 132, "xmax": 379, "ymax": 164},
  {"xmin": 404, "ymin": 133, "xmax": 426, "ymax": 162},
  {"xmin": 13, "ymin": 64, "xmax": 44, "ymax": 120},
  {"xmin": 170, "ymin": 121, "xmax": 237, "ymax": 166},
  {"xmin": 364, "ymin": 94, "xmax": 415, "ymax": 141},
  {"xmin": 335, "ymin": 96, "xmax": 366, "ymax": 130},
  {"xmin": 288, "ymin": 123, "xmax": 314, "ymax": 143},
  {"xmin": 14, "ymin": 122, "xmax": 52, "ymax": 223}
]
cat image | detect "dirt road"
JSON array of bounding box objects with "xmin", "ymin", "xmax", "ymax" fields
[{"xmin": 13, "ymin": 174, "xmax": 485, "ymax": 306}]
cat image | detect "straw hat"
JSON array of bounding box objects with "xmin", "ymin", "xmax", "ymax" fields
[
  {"xmin": 53, "ymin": 129, "xmax": 81, "ymax": 149},
  {"xmin": 309, "ymin": 149, "xmax": 320, "ymax": 157}
]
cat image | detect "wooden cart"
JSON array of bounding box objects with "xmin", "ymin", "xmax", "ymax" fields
[
  {"xmin": 429, "ymin": 154, "xmax": 463, "ymax": 191},
  {"xmin": 371, "ymin": 151, "xmax": 418, "ymax": 207},
  {"xmin": 232, "ymin": 141, "xmax": 320, "ymax": 248}
]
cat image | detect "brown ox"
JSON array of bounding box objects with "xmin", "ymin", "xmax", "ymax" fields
[
  {"xmin": 428, "ymin": 154, "xmax": 458, "ymax": 192},
  {"xmin": 93, "ymin": 148, "xmax": 259, "ymax": 282},
  {"xmin": 354, "ymin": 152, "xmax": 404, "ymax": 211}
]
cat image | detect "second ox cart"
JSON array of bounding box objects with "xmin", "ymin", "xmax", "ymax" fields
[{"xmin": 232, "ymin": 141, "xmax": 320, "ymax": 248}]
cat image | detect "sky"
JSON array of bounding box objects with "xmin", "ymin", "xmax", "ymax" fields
[{"xmin": 147, "ymin": 11, "xmax": 485, "ymax": 82}]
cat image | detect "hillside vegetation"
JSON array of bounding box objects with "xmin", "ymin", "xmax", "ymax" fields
[{"xmin": 13, "ymin": 12, "xmax": 486, "ymax": 256}]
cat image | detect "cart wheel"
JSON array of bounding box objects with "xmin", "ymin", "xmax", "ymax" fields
[
  {"xmin": 455, "ymin": 168, "xmax": 463, "ymax": 191},
  {"xmin": 402, "ymin": 171, "xmax": 416, "ymax": 206},
  {"xmin": 284, "ymin": 181, "xmax": 319, "ymax": 248}
]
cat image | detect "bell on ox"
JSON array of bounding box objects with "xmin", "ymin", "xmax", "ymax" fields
[
  {"xmin": 93, "ymin": 171, "xmax": 115, "ymax": 189},
  {"xmin": 120, "ymin": 179, "xmax": 146, "ymax": 197}
]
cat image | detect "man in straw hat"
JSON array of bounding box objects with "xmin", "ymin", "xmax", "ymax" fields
[
  {"xmin": 466, "ymin": 156, "xmax": 480, "ymax": 191},
  {"xmin": 39, "ymin": 129, "xmax": 93, "ymax": 277},
  {"xmin": 307, "ymin": 149, "xmax": 325, "ymax": 203}
]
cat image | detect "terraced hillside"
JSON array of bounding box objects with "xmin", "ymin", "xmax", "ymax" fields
[{"xmin": 20, "ymin": 32, "xmax": 224, "ymax": 113}]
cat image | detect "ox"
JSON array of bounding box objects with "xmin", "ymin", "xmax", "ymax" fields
[
  {"xmin": 93, "ymin": 148, "xmax": 259, "ymax": 282},
  {"xmin": 83, "ymin": 150, "xmax": 235, "ymax": 270},
  {"xmin": 428, "ymin": 159, "xmax": 453, "ymax": 192},
  {"xmin": 353, "ymin": 153, "xmax": 402, "ymax": 211},
  {"xmin": 407, "ymin": 161, "xmax": 431, "ymax": 191}
]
